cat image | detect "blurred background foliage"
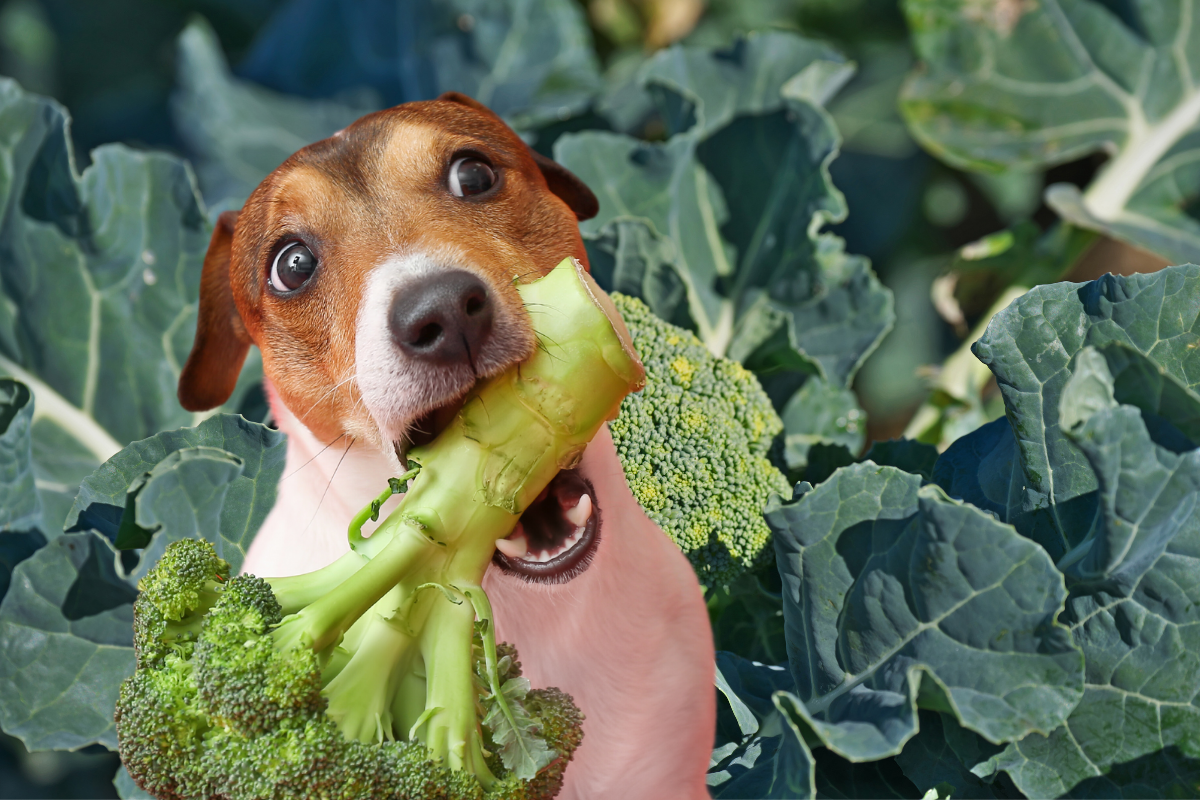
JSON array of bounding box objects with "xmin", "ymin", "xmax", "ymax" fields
[{"xmin": 0, "ymin": 0, "xmax": 1170, "ymax": 795}]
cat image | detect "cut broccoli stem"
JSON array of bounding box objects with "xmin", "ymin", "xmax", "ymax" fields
[{"xmin": 270, "ymin": 519, "xmax": 441, "ymax": 657}]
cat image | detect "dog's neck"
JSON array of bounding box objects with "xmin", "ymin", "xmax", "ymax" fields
[{"xmin": 241, "ymin": 382, "xmax": 403, "ymax": 578}]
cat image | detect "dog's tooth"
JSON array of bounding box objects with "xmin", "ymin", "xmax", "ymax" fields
[
  {"xmin": 495, "ymin": 533, "xmax": 529, "ymax": 559},
  {"xmin": 565, "ymin": 494, "xmax": 592, "ymax": 528}
]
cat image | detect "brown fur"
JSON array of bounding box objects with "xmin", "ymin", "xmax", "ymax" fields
[{"xmin": 178, "ymin": 93, "xmax": 595, "ymax": 447}]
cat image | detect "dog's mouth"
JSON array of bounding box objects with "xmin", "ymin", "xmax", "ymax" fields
[
  {"xmin": 393, "ymin": 398, "xmax": 600, "ymax": 585},
  {"xmin": 393, "ymin": 397, "xmax": 468, "ymax": 461},
  {"xmin": 491, "ymin": 468, "xmax": 599, "ymax": 584}
]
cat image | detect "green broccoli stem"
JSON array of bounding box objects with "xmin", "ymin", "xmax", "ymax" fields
[
  {"xmin": 322, "ymin": 585, "xmax": 420, "ymax": 744},
  {"xmin": 266, "ymin": 550, "xmax": 367, "ymax": 616},
  {"xmin": 415, "ymin": 592, "xmax": 497, "ymax": 784},
  {"xmin": 260, "ymin": 259, "xmax": 642, "ymax": 786},
  {"xmin": 270, "ymin": 521, "xmax": 441, "ymax": 658}
]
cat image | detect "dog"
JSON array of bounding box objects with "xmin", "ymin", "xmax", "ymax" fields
[{"xmin": 177, "ymin": 92, "xmax": 715, "ymax": 800}]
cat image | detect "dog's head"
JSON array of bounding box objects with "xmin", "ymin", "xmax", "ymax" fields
[{"xmin": 178, "ymin": 92, "xmax": 597, "ymax": 457}]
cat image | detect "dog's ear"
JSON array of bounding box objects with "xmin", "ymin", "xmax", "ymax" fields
[
  {"xmin": 178, "ymin": 210, "xmax": 251, "ymax": 412},
  {"xmin": 528, "ymin": 150, "xmax": 599, "ymax": 221},
  {"xmin": 437, "ymin": 91, "xmax": 600, "ymax": 221}
]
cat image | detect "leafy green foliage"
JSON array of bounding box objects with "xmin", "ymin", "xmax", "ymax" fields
[
  {"xmin": 560, "ymin": 31, "xmax": 894, "ymax": 476},
  {"xmin": 717, "ymin": 266, "xmax": 1200, "ymax": 798},
  {"xmin": 903, "ymin": 0, "xmax": 1200, "ymax": 266},
  {"xmin": 0, "ymin": 77, "xmax": 262, "ymax": 532},
  {"xmin": 174, "ymin": 0, "xmax": 601, "ymax": 205}
]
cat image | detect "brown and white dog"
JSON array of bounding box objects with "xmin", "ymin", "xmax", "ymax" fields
[{"xmin": 177, "ymin": 92, "xmax": 715, "ymax": 800}]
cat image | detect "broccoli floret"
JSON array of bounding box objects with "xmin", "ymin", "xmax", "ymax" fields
[
  {"xmin": 609, "ymin": 293, "xmax": 792, "ymax": 589},
  {"xmin": 117, "ymin": 259, "xmax": 641, "ymax": 799}
]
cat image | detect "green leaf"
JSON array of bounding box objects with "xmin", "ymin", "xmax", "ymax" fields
[
  {"xmin": 863, "ymin": 439, "xmax": 940, "ymax": 481},
  {"xmin": 557, "ymin": 32, "xmax": 893, "ymax": 464},
  {"xmin": 779, "ymin": 378, "xmax": 866, "ymax": 474},
  {"xmin": 173, "ymin": 18, "xmax": 377, "ymax": 206},
  {"xmin": 175, "ymin": 0, "xmax": 601, "ymax": 206},
  {"xmin": 901, "ymin": 0, "xmax": 1200, "ymax": 264},
  {"xmin": 708, "ymin": 652, "xmax": 816, "ymax": 800},
  {"xmin": 66, "ymin": 414, "xmax": 286, "ymax": 577},
  {"xmin": 0, "ymin": 532, "xmax": 135, "ymax": 751},
  {"xmin": 481, "ymin": 675, "xmax": 556, "ymax": 779},
  {"xmin": 976, "ymin": 391, "xmax": 1200, "ymax": 797},
  {"xmin": 894, "ymin": 711, "xmax": 1007, "ymax": 799},
  {"xmin": 971, "ymin": 265, "xmax": 1200, "ymax": 560},
  {"xmin": 0, "ymin": 379, "xmax": 41, "ymax": 533},
  {"xmin": 766, "ymin": 463, "xmax": 1083, "ymax": 761},
  {"xmin": 640, "ymin": 31, "xmax": 853, "ymax": 137},
  {"xmin": 710, "ymin": 573, "xmax": 789, "ymax": 665},
  {"xmin": 0, "ymin": 78, "xmax": 262, "ymax": 532}
]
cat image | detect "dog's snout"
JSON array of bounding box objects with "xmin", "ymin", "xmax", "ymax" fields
[{"xmin": 388, "ymin": 270, "xmax": 495, "ymax": 366}]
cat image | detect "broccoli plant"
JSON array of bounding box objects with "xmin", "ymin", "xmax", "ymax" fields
[{"xmin": 114, "ymin": 258, "xmax": 643, "ymax": 800}]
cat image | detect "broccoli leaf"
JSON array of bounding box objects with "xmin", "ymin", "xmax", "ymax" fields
[
  {"xmin": 901, "ymin": 0, "xmax": 1200, "ymax": 265},
  {"xmin": 766, "ymin": 463, "xmax": 1083, "ymax": 761},
  {"xmin": 893, "ymin": 711, "xmax": 1007, "ymax": 799},
  {"xmin": 66, "ymin": 414, "xmax": 286, "ymax": 578},
  {"xmin": 0, "ymin": 379, "xmax": 46, "ymax": 607},
  {"xmin": 0, "ymin": 415, "xmax": 283, "ymax": 753},
  {"xmin": 708, "ymin": 652, "xmax": 816, "ymax": 800},
  {"xmin": 174, "ymin": 0, "xmax": 601, "ymax": 205},
  {"xmin": 0, "ymin": 379, "xmax": 42, "ymax": 534},
  {"xmin": 0, "ymin": 532, "xmax": 135, "ymax": 751},
  {"xmin": 481, "ymin": 675, "xmax": 556, "ymax": 779},
  {"xmin": 559, "ymin": 32, "xmax": 894, "ymax": 472},
  {"xmin": 0, "ymin": 78, "xmax": 262, "ymax": 533},
  {"xmin": 971, "ymin": 265, "xmax": 1200, "ymax": 560},
  {"xmin": 969, "ymin": 361, "xmax": 1200, "ymax": 797}
]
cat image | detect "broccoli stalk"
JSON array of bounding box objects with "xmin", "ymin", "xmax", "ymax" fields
[{"xmin": 116, "ymin": 258, "xmax": 643, "ymax": 800}]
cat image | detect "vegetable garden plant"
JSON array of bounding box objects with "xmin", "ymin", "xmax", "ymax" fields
[{"xmin": 0, "ymin": 0, "xmax": 1198, "ymax": 797}]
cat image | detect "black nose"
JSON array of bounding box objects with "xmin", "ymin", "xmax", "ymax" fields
[{"xmin": 388, "ymin": 270, "xmax": 494, "ymax": 366}]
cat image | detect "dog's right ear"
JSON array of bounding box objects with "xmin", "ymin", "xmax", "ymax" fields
[{"xmin": 178, "ymin": 210, "xmax": 251, "ymax": 412}]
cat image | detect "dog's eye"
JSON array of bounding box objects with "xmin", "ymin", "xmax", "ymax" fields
[
  {"xmin": 271, "ymin": 243, "xmax": 317, "ymax": 292},
  {"xmin": 449, "ymin": 157, "xmax": 496, "ymax": 197}
]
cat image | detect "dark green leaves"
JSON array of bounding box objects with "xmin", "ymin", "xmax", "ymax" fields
[
  {"xmin": 971, "ymin": 265, "xmax": 1200, "ymax": 560},
  {"xmin": 66, "ymin": 414, "xmax": 287, "ymax": 578},
  {"xmin": 767, "ymin": 465, "xmax": 1081, "ymax": 762},
  {"xmin": 559, "ymin": 32, "xmax": 894, "ymax": 474},
  {"xmin": 902, "ymin": 0, "xmax": 1200, "ymax": 265},
  {"xmin": 0, "ymin": 78, "xmax": 262, "ymax": 532},
  {"xmin": 0, "ymin": 410, "xmax": 283, "ymax": 755},
  {"xmin": 0, "ymin": 532, "xmax": 135, "ymax": 751},
  {"xmin": 175, "ymin": 0, "xmax": 601, "ymax": 205}
]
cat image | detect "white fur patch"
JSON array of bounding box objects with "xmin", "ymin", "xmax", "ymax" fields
[{"xmin": 354, "ymin": 247, "xmax": 529, "ymax": 445}]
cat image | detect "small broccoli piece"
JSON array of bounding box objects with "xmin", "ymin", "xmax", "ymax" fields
[
  {"xmin": 131, "ymin": 538, "xmax": 231, "ymax": 667},
  {"xmin": 609, "ymin": 293, "xmax": 792, "ymax": 589},
  {"xmin": 117, "ymin": 259, "xmax": 631, "ymax": 799}
]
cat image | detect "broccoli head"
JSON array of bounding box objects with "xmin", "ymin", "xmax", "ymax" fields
[
  {"xmin": 117, "ymin": 546, "xmax": 584, "ymax": 800},
  {"xmin": 609, "ymin": 293, "xmax": 792, "ymax": 589},
  {"xmin": 116, "ymin": 259, "xmax": 643, "ymax": 799}
]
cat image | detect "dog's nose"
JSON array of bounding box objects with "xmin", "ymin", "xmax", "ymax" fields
[{"xmin": 388, "ymin": 270, "xmax": 494, "ymax": 366}]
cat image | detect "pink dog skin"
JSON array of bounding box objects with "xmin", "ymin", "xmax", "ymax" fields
[{"xmin": 242, "ymin": 386, "xmax": 716, "ymax": 800}]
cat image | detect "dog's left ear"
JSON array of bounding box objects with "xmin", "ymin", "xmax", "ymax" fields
[
  {"xmin": 178, "ymin": 210, "xmax": 251, "ymax": 412},
  {"xmin": 437, "ymin": 91, "xmax": 599, "ymax": 221}
]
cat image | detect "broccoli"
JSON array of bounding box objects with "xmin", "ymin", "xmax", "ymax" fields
[
  {"xmin": 608, "ymin": 293, "xmax": 792, "ymax": 589},
  {"xmin": 116, "ymin": 258, "xmax": 644, "ymax": 800}
]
